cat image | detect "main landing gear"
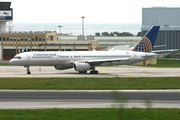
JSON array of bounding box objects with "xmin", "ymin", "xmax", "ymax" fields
[
  {"xmin": 79, "ymin": 71, "xmax": 87, "ymax": 74},
  {"xmin": 79, "ymin": 70, "xmax": 98, "ymax": 74},
  {"xmin": 90, "ymin": 70, "xmax": 98, "ymax": 74},
  {"xmin": 24, "ymin": 66, "xmax": 31, "ymax": 74},
  {"xmin": 90, "ymin": 66, "xmax": 98, "ymax": 74}
]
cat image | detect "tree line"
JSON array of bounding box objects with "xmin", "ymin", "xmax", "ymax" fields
[{"xmin": 95, "ymin": 31, "xmax": 142, "ymax": 36}]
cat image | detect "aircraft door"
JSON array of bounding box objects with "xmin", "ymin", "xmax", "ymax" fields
[
  {"xmin": 52, "ymin": 54, "xmax": 58, "ymax": 61},
  {"xmin": 52, "ymin": 56, "xmax": 58, "ymax": 61},
  {"xmin": 58, "ymin": 54, "xmax": 61, "ymax": 60},
  {"xmin": 27, "ymin": 54, "xmax": 31, "ymax": 61},
  {"xmin": 133, "ymin": 53, "xmax": 137, "ymax": 59}
]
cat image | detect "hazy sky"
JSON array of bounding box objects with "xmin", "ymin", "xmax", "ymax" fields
[{"xmin": 6, "ymin": 0, "xmax": 180, "ymax": 23}]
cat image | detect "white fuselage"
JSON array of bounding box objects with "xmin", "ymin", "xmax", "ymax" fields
[{"xmin": 9, "ymin": 51, "xmax": 157, "ymax": 67}]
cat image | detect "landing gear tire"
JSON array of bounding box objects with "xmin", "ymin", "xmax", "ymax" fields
[
  {"xmin": 90, "ymin": 65, "xmax": 98, "ymax": 74},
  {"xmin": 90, "ymin": 70, "xmax": 98, "ymax": 74},
  {"xmin": 79, "ymin": 71, "xmax": 87, "ymax": 74},
  {"xmin": 27, "ymin": 71, "xmax": 31, "ymax": 74}
]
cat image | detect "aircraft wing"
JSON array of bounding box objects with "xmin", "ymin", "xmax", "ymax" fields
[{"xmin": 87, "ymin": 58, "xmax": 129, "ymax": 63}]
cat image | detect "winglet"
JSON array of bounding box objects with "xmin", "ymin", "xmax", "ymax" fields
[{"xmin": 132, "ymin": 26, "xmax": 160, "ymax": 52}]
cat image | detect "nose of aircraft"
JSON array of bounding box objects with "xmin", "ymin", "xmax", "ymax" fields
[{"xmin": 9, "ymin": 59, "xmax": 14, "ymax": 65}]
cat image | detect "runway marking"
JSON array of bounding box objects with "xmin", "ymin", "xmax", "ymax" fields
[
  {"xmin": 1, "ymin": 69, "xmax": 6, "ymax": 71},
  {"xmin": 16, "ymin": 76, "xmax": 22, "ymax": 78}
]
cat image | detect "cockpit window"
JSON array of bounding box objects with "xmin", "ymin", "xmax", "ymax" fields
[{"xmin": 13, "ymin": 56, "xmax": 21, "ymax": 59}]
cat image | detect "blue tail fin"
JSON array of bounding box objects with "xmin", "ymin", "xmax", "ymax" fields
[{"xmin": 132, "ymin": 26, "xmax": 160, "ymax": 52}]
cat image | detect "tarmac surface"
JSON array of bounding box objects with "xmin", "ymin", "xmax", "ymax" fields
[
  {"xmin": 0, "ymin": 65, "xmax": 180, "ymax": 109},
  {"xmin": 0, "ymin": 90, "xmax": 180, "ymax": 109},
  {"xmin": 0, "ymin": 65, "xmax": 180, "ymax": 77}
]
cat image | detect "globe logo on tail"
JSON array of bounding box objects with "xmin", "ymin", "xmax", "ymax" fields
[
  {"xmin": 132, "ymin": 37, "xmax": 152, "ymax": 53},
  {"xmin": 131, "ymin": 26, "xmax": 160, "ymax": 53}
]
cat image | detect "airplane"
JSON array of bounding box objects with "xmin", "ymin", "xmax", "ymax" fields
[{"xmin": 9, "ymin": 26, "xmax": 160, "ymax": 75}]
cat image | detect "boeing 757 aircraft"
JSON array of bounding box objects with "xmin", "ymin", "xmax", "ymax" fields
[{"xmin": 9, "ymin": 26, "xmax": 160, "ymax": 74}]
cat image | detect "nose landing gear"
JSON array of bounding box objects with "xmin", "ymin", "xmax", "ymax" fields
[{"xmin": 24, "ymin": 66, "xmax": 31, "ymax": 74}]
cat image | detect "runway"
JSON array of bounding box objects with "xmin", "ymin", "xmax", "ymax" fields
[
  {"xmin": 1, "ymin": 66, "xmax": 180, "ymax": 77},
  {"xmin": 0, "ymin": 90, "xmax": 180, "ymax": 109}
]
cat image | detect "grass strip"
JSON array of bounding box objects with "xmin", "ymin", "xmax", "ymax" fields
[
  {"xmin": 134, "ymin": 59, "xmax": 180, "ymax": 67},
  {"xmin": 0, "ymin": 63, "xmax": 11, "ymax": 66},
  {"xmin": 153, "ymin": 59, "xmax": 180, "ymax": 67},
  {"xmin": 0, "ymin": 108, "xmax": 180, "ymax": 120},
  {"xmin": 0, "ymin": 77, "xmax": 180, "ymax": 90}
]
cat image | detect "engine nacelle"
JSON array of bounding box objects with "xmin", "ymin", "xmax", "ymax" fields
[
  {"xmin": 54, "ymin": 65, "xmax": 73, "ymax": 70},
  {"xmin": 73, "ymin": 63, "xmax": 91, "ymax": 71}
]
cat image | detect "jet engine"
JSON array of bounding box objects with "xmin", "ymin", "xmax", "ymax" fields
[
  {"xmin": 54, "ymin": 65, "xmax": 73, "ymax": 70},
  {"xmin": 73, "ymin": 63, "xmax": 91, "ymax": 71}
]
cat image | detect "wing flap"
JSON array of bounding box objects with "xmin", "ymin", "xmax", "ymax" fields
[{"xmin": 87, "ymin": 58, "xmax": 129, "ymax": 63}]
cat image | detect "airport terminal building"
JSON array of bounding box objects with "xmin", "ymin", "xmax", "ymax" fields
[
  {"xmin": 0, "ymin": 32, "xmax": 98, "ymax": 60},
  {"xmin": 142, "ymin": 7, "xmax": 180, "ymax": 52}
]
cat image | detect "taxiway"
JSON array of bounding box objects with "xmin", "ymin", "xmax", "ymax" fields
[{"xmin": 1, "ymin": 66, "xmax": 180, "ymax": 77}]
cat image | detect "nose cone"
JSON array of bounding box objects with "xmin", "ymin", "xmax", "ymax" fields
[
  {"xmin": 9, "ymin": 59, "xmax": 12, "ymax": 65},
  {"xmin": 9, "ymin": 59, "xmax": 15, "ymax": 65}
]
